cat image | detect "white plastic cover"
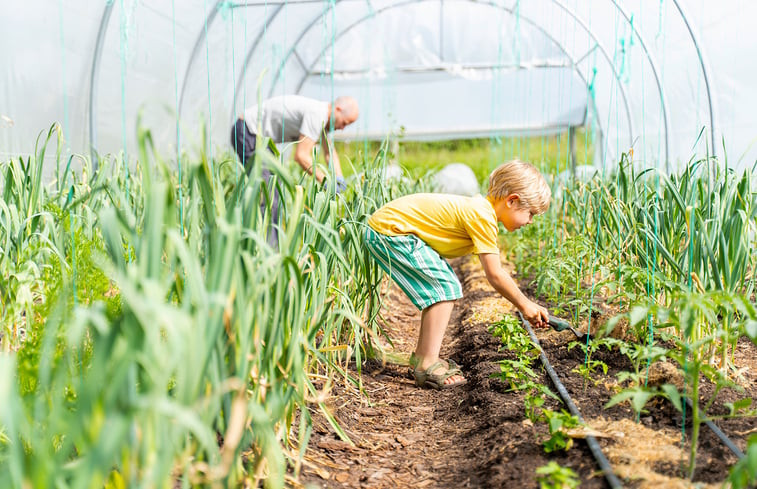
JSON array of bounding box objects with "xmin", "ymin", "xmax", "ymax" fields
[{"xmin": 1, "ymin": 0, "xmax": 755, "ymax": 172}]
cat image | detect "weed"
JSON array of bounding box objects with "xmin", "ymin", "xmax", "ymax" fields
[
  {"xmin": 567, "ymin": 337, "xmax": 616, "ymax": 387},
  {"xmin": 535, "ymin": 461, "xmax": 580, "ymax": 489},
  {"xmin": 542, "ymin": 409, "xmax": 581, "ymax": 453}
]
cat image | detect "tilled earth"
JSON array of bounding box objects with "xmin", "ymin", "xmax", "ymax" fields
[{"xmin": 297, "ymin": 256, "xmax": 756, "ymax": 488}]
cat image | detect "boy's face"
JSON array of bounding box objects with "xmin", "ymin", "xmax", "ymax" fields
[{"xmin": 493, "ymin": 194, "xmax": 535, "ymax": 232}]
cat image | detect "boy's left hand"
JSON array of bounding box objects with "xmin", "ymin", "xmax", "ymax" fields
[{"xmin": 519, "ymin": 299, "xmax": 549, "ymax": 328}]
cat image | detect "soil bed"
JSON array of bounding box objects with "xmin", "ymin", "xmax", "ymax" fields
[{"xmin": 298, "ymin": 256, "xmax": 756, "ymax": 488}]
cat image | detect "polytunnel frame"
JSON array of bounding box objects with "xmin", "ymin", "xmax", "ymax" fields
[
  {"xmin": 86, "ymin": 0, "xmax": 716, "ymax": 170},
  {"xmin": 229, "ymin": 0, "xmax": 630, "ymax": 163},
  {"xmin": 270, "ymin": 0, "xmax": 629, "ymax": 156}
]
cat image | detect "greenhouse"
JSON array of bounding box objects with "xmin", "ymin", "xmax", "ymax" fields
[{"xmin": 1, "ymin": 0, "xmax": 756, "ymax": 487}]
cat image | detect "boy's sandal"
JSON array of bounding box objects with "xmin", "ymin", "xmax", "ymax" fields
[
  {"xmin": 413, "ymin": 360, "xmax": 467, "ymax": 390},
  {"xmin": 408, "ymin": 353, "xmax": 461, "ymax": 380},
  {"xmin": 409, "ymin": 352, "xmax": 461, "ymax": 369}
]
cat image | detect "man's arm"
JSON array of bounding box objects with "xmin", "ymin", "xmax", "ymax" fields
[
  {"xmin": 319, "ymin": 130, "xmax": 343, "ymax": 178},
  {"xmin": 293, "ymin": 135, "xmax": 326, "ymax": 183},
  {"xmin": 478, "ymin": 253, "xmax": 549, "ymax": 327}
]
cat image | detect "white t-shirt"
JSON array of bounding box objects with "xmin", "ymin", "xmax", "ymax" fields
[{"xmin": 243, "ymin": 95, "xmax": 329, "ymax": 143}]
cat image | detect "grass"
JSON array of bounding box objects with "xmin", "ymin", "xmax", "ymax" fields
[{"xmin": 334, "ymin": 128, "xmax": 596, "ymax": 185}]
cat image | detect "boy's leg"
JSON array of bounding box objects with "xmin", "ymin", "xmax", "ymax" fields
[
  {"xmin": 415, "ymin": 300, "xmax": 464, "ymax": 385},
  {"xmin": 363, "ymin": 229, "xmax": 464, "ymax": 385}
]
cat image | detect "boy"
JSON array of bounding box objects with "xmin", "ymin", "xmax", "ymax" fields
[{"xmin": 364, "ymin": 160, "xmax": 551, "ymax": 389}]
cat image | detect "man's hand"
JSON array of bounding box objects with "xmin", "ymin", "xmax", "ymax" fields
[
  {"xmin": 323, "ymin": 175, "xmax": 347, "ymax": 194},
  {"xmin": 519, "ymin": 299, "xmax": 549, "ymax": 328}
]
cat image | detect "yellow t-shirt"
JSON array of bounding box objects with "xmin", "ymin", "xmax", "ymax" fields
[{"xmin": 367, "ymin": 193, "xmax": 500, "ymax": 258}]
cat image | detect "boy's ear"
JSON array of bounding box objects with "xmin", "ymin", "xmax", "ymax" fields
[{"xmin": 506, "ymin": 194, "xmax": 520, "ymax": 207}]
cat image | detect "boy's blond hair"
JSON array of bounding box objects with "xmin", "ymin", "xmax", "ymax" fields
[{"xmin": 487, "ymin": 160, "xmax": 551, "ymax": 214}]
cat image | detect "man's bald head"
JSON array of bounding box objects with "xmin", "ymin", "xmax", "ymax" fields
[{"xmin": 330, "ymin": 96, "xmax": 359, "ymax": 130}]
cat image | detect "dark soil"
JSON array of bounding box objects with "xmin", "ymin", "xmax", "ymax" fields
[{"xmin": 297, "ymin": 256, "xmax": 757, "ymax": 488}]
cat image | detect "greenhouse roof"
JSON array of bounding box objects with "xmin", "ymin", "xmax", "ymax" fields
[{"xmin": 1, "ymin": 1, "xmax": 756, "ymax": 170}]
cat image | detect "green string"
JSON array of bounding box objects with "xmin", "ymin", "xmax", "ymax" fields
[
  {"xmin": 319, "ymin": 1, "xmax": 328, "ymax": 102},
  {"xmin": 655, "ymin": 0, "xmax": 687, "ymax": 460},
  {"xmin": 612, "ymin": 16, "xmax": 629, "ymax": 335},
  {"xmin": 637, "ymin": 16, "xmax": 657, "ymax": 395},
  {"xmin": 119, "ymin": 0, "xmax": 130, "ymax": 200},
  {"xmin": 577, "ymin": 3, "xmax": 598, "ymax": 317},
  {"xmin": 66, "ymin": 186, "xmax": 77, "ymax": 306},
  {"xmin": 684, "ymin": 205, "xmax": 694, "ymax": 451},
  {"xmin": 329, "ymin": 0, "xmax": 336, "ymax": 184},
  {"xmin": 361, "ymin": 1, "xmax": 375, "ymax": 160},
  {"xmin": 547, "ymin": 6, "xmax": 559, "ymax": 252},
  {"xmin": 66, "ymin": 183, "xmax": 81, "ymax": 379},
  {"xmin": 585, "ymin": 7, "xmax": 622, "ymax": 364},
  {"xmin": 242, "ymin": 3, "xmax": 248, "ymax": 189},
  {"xmin": 525, "ymin": 61, "xmax": 533, "ymax": 163},
  {"xmin": 279, "ymin": 0, "xmax": 288, "ymax": 147},
  {"xmin": 564, "ymin": 7, "xmax": 579, "ymax": 329},
  {"xmin": 513, "ymin": 0, "xmax": 520, "ymax": 160},
  {"xmin": 171, "ymin": 0, "xmax": 185, "ymax": 238},
  {"xmin": 562, "ymin": 4, "xmax": 580, "ymax": 311},
  {"xmin": 577, "ymin": 68, "xmax": 597, "ymax": 308},
  {"xmin": 555, "ymin": 6, "xmax": 568, "ymax": 320},
  {"xmin": 488, "ymin": 0, "xmax": 505, "ymax": 171},
  {"xmin": 656, "ymin": 2, "xmax": 667, "ymax": 169},
  {"xmin": 57, "ymin": 1, "xmax": 76, "ymax": 318},
  {"xmin": 330, "ymin": 0, "xmax": 336, "ymax": 134},
  {"xmin": 693, "ymin": 0, "xmax": 704, "ymax": 154},
  {"xmin": 228, "ymin": 3, "xmax": 239, "ymax": 194},
  {"xmin": 649, "ymin": 60, "xmax": 662, "ymax": 400},
  {"xmin": 203, "ymin": 0, "xmax": 214, "ymax": 177},
  {"xmin": 57, "ymin": 0, "xmax": 70, "ymax": 153},
  {"xmin": 539, "ymin": 0, "xmax": 551, "ymax": 177},
  {"xmin": 656, "ymin": 0, "xmax": 665, "ymax": 40}
]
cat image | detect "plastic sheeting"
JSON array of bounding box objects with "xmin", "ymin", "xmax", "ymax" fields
[{"xmin": 1, "ymin": 0, "xmax": 755, "ymax": 171}]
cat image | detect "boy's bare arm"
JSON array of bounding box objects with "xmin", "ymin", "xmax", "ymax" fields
[{"xmin": 478, "ymin": 253, "xmax": 549, "ymax": 327}]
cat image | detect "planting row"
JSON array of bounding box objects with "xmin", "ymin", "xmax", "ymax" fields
[
  {"xmin": 503, "ymin": 154, "xmax": 757, "ymax": 486},
  {"xmin": 0, "ymin": 124, "xmax": 426, "ymax": 487}
]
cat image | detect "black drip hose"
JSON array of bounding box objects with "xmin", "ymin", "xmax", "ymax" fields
[
  {"xmin": 518, "ymin": 313, "xmax": 624, "ymax": 489},
  {"xmin": 684, "ymin": 398, "xmax": 745, "ymax": 459}
]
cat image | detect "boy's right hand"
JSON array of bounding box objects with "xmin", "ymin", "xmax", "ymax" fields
[{"xmin": 519, "ymin": 299, "xmax": 549, "ymax": 328}]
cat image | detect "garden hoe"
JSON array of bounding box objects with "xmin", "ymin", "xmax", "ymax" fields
[{"xmin": 548, "ymin": 315, "xmax": 592, "ymax": 343}]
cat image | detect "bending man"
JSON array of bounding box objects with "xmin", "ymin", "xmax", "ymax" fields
[
  {"xmin": 230, "ymin": 95, "xmax": 358, "ymax": 245},
  {"xmin": 231, "ymin": 94, "xmax": 359, "ymax": 191}
]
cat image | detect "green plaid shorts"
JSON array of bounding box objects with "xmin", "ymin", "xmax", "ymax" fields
[{"xmin": 364, "ymin": 226, "xmax": 463, "ymax": 310}]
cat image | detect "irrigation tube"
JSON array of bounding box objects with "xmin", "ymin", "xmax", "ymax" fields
[
  {"xmin": 518, "ymin": 312, "xmax": 624, "ymax": 489},
  {"xmin": 519, "ymin": 314, "xmax": 747, "ymax": 485},
  {"xmin": 684, "ymin": 398, "xmax": 745, "ymax": 459}
]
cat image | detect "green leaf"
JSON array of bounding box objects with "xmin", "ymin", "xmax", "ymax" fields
[
  {"xmin": 744, "ymin": 320, "xmax": 757, "ymax": 341},
  {"xmin": 606, "ymin": 387, "xmax": 655, "ymax": 414},
  {"xmin": 661, "ymin": 384, "xmax": 683, "ymax": 412},
  {"xmin": 725, "ymin": 398, "xmax": 753, "ymax": 416},
  {"xmin": 629, "ymin": 306, "xmax": 648, "ymax": 328}
]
